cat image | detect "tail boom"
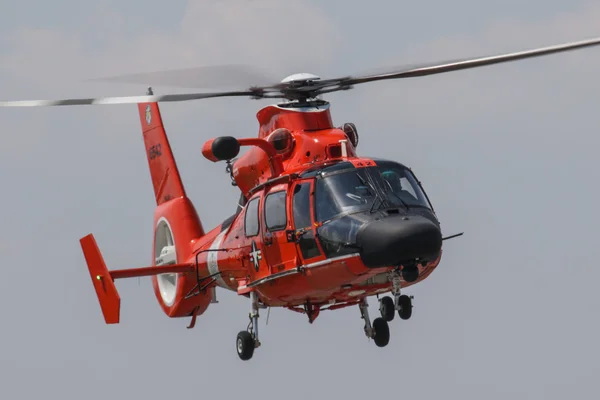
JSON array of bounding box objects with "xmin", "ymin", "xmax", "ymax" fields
[{"xmin": 110, "ymin": 264, "xmax": 195, "ymax": 279}]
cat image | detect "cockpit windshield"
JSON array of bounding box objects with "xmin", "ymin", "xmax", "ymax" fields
[
  {"xmin": 315, "ymin": 170, "xmax": 377, "ymax": 222},
  {"xmin": 314, "ymin": 161, "xmax": 432, "ymax": 223},
  {"xmin": 377, "ymin": 160, "xmax": 432, "ymax": 210}
]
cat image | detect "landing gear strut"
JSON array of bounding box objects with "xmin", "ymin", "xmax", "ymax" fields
[
  {"xmin": 236, "ymin": 291, "xmax": 261, "ymax": 361},
  {"xmin": 360, "ymin": 297, "xmax": 389, "ymax": 347}
]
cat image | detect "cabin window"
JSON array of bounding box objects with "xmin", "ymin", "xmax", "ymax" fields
[
  {"xmin": 244, "ymin": 196, "xmax": 260, "ymax": 237},
  {"xmin": 292, "ymin": 183, "xmax": 312, "ymax": 229},
  {"xmin": 265, "ymin": 190, "xmax": 287, "ymax": 231}
]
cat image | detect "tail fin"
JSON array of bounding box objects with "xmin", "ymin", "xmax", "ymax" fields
[
  {"xmin": 138, "ymin": 100, "xmax": 186, "ymax": 205},
  {"xmin": 80, "ymin": 234, "xmax": 121, "ymax": 324},
  {"xmin": 80, "ymin": 233, "xmax": 197, "ymax": 324}
]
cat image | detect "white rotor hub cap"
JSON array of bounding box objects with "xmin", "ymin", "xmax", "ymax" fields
[
  {"xmin": 280, "ymin": 73, "xmax": 320, "ymax": 83},
  {"xmin": 154, "ymin": 218, "xmax": 178, "ymax": 306}
]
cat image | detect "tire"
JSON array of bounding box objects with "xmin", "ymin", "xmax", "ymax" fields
[
  {"xmin": 372, "ymin": 317, "xmax": 390, "ymax": 347},
  {"xmin": 236, "ymin": 331, "xmax": 255, "ymax": 361},
  {"xmin": 398, "ymin": 295, "xmax": 412, "ymax": 320},
  {"xmin": 379, "ymin": 296, "xmax": 395, "ymax": 321}
]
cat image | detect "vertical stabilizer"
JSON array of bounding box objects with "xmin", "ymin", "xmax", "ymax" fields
[{"xmin": 138, "ymin": 97, "xmax": 186, "ymax": 205}]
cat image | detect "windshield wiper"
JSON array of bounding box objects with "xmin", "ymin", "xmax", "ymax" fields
[
  {"xmin": 363, "ymin": 169, "xmax": 412, "ymax": 212},
  {"xmin": 369, "ymin": 194, "xmax": 383, "ymax": 213},
  {"xmin": 386, "ymin": 189, "xmax": 410, "ymax": 210},
  {"xmin": 355, "ymin": 172, "xmax": 383, "ymax": 213}
]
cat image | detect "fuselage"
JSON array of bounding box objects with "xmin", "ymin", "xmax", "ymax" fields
[
  {"xmin": 188, "ymin": 161, "xmax": 442, "ymax": 308},
  {"xmin": 170, "ymin": 101, "xmax": 443, "ymax": 312}
]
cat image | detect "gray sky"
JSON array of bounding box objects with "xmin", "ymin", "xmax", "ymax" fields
[{"xmin": 1, "ymin": 1, "xmax": 599, "ymax": 399}]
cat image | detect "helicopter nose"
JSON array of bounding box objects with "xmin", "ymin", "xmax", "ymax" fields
[{"xmin": 356, "ymin": 215, "xmax": 442, "ymax": 268}]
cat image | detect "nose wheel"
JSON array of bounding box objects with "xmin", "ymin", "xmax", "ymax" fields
[
  {"xmin": 397, "ymin": 294, "xmax": 413, "ymax": 320},
  {"xmin": 379, "ymin": 270, "xmax": 413, "ymax": 321},
  {"xmin": 379, "ymin": 295, "xmax": 395, "ymax": 321}
]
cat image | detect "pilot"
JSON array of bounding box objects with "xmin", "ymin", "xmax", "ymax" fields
[
  {"xmin": 382, "ymin": 170, "xmax": 402, "ymax": 192},
  {"xmin": 382, "ymin": 170, "xmax": 417, "ymax": 203}
]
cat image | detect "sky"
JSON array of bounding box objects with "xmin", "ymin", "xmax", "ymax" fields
[{"xmin": 1, "ymin": 1, "xmax": 600, "ymax": 399}]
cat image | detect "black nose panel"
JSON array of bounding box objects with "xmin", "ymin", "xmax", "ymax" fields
[{"xmin": 356, "ymin": 215, "xmax": 442, "ymax": 268}]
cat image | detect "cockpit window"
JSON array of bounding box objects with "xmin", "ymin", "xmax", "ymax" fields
[
  {"xmin": 314, "ymin": 161, "xmax": 432, "ymax": 222},
  {"xmin": 315, "ymin": 169, "xmax": 375, "ymax": 222},
  {"xmin": 376, "ymin": 161, "xmax": 432, "ymax": 210}
]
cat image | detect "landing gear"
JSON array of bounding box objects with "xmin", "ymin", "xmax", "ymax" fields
[
  {"xmin": 372, "ymin": 317, "xmax": 390, "ymax": 347},
  {"xmin": 380, "ymin": 269, "xmax": 413, "ymax": 321},
  {"xmin": 397, "ymin": 294, "xmax": 413, "ymax": 320},
  {"xmin": 236, "ymin": 291, "xmax": 261, "ymax": 361},
  {"xmin": 236, "ymin": 331, "xmax": 255, "ymax": 360},
  {"xmin": 360, "ymin": 297, "xmax": 390, "ymax": 347},
  {"xmin": 379, "ymin": 296, "xmax": 395, "ymax": 321}
]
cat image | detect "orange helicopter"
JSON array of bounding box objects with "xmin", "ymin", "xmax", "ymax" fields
[{"xmin": 2, "ymin": 36, "xmax": 600, "ymax": 361}]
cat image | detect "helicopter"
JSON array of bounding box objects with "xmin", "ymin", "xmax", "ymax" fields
[{"xmin": 2, "ymin": 36, "xmax": 600, "ymax": 361}]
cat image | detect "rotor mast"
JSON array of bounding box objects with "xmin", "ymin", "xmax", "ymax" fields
[{"xmin": 254, "ymin": 73, "xmax": 335, "ymax": 138}]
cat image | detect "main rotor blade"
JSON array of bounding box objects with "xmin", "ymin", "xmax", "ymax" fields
[
  {"xmin": 90, "ymin": 64, "xmax": 277, "ymax": 89},
  {"xmin": 343, "ymin": 36, "xmax": 600, "ymax": 86},
  {"xmin": 0, "ymin": 90, "xmax": 259, "ymax": 107},
  {"xmin": 3, "ymin": 36, "xmax": 600, "ymax": 108}
]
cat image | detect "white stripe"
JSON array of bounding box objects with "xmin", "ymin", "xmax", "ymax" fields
[{"xmin": 207, "ymin": 230, "xmax": 229, "ymax": 289}]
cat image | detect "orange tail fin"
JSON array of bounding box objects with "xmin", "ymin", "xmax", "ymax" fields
[
  {"xmin": 80, "ymin": 233, "xmax": 198, "ymax": 324},
  {"xmin": 138, "ymin": 98, "xmax": 186, "ymax": 205},
  {"xmin": 80, "ymin": 234, "xmax": 121, "ymax": 324}
]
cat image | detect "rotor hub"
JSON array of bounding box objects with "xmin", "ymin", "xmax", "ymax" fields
[{"xmin": 280, "ymin": 73, "xmax": 321, "ymax": 84}]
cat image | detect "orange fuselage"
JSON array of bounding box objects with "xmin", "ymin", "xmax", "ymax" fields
[{"xmin": 152, "ymin": 102, "xmax": 442, "ymax": 320}]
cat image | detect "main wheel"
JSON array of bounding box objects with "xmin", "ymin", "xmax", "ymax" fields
[
  {"xmin": 379, "ymin": 296, "xmax": 395, "ymax": 322},
  {"xmin": 372, "ymin": 317, "xmax": 390, "ymax": 347},
  {"xmin": 236, "ymin": 331, "xmax": 255, "ymax": 361},
  {"xmin": 398, "ymin": 295, "xmax": 412, "ymax": 320}
]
